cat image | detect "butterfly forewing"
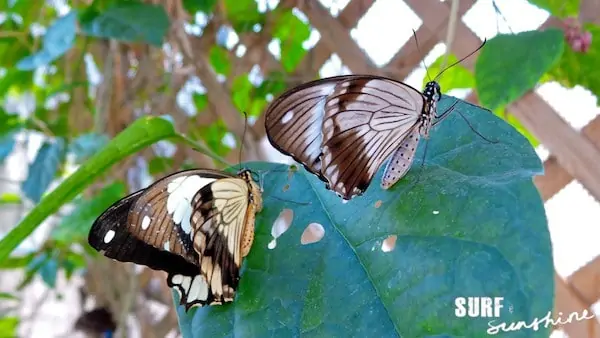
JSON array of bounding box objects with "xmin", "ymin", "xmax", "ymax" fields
[{"xmin": 319, "ymin": 77, "xmax": 425, "ymax": 199}]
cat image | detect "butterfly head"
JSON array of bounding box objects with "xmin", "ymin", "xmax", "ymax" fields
[{"xmin": 423, "ymin": 81, "xmax": 441, "ymax": 102}]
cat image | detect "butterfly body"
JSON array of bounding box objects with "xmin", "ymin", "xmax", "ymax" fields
[
  {"xmin": 88, "ymin": 168, "xmax": 262, "ymax": 311},
  {"xmin": 265, "ymin": 75, "xmax": 442, "ymax": 200}
]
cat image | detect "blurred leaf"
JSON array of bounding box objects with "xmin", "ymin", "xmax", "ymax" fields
[
  {"xmin": 148, "ymin": 156, "xmax": 174, "ymax": 175},
  {"xmin": 256, "ymin": 72, "xmax": 288, "ymax": 98},
  {"xmin": 80, "ymin": 1, "xmax": 170, "ymax": 47},
  {"xmin": 0, "ymin": 193, "xmax": 21, "ymax": 205},
  {"xmin": 0, "ymin": 11, "xmax": 32, "ymax": 68},
  {"xmin": 248, "ymin": 97, "xmax": 267, "ymax": 118},
  {"xmin": 61, "ymin": 250, "xmax": 86, "ymax": 279},
  {"xmin": 0, "ymin": 292, "xmax": 17, "ymax": 300},
  {"xmin": 19, "ymin": 252, "xmax": 48, "ymax": 289},
  {"xmin": 273, "ymin": 9, "xmax": 311, "ymax": 72},
  {"xmin": 16, "ymin": 11, "xmax": 77, "ymax": 71},
  {"xmin": 0, "ymin": 317, "xmax": 18, "ymax": 336},
  {"xmin": 0, "ymin": 116, "xmax": 178, "ymax": 262},
  {"xmin": 21, "ymin": 138, "xmax": 66, "ymax": 203},
  {"xmin": 527, "ymin": 0, "xmax": 580, "ymax": 17},
  {"xmin": 175, "ymin": 98, "xmax": 551, "ymax": 338},
  {"xmin": 0, "ymin": 69, "xmax": 34, "ymax": 97},
  {"xmin": 0, "ymin": 110, "xmax": 23, "ymax": 136},
  {"xmin": 39, "ymin": 256, "xmax": 59, "ymax": 288},
  {"xmin": 223, "ymin": 0, "xmax": 263, "ymax": 32},
  {"xmin": 209, "ymin": 46, "xmax": 231, "ymax": 76},
  {"xmin": 183, "ymin": 0, "xmax": 218, "ymax": 15},
  {"xmin": 0, "ymin": 134, "xmax": 16, "ymax": 163},
  {"xmin": 0, "ymin": 253, "xmax": 35, "ymax": 269},
  {"xmin": 193, "ymin": 119, "xmax": 231, "ymax": 157},
  {"xmin": 52, "ymin": 182, "xmax": 126, "ymax": 244},
  {"xmin": 423, "ymin": 54, "xmax": 474, "ymax": 91},
  {"xmin": 549, "ymin": 24, "xmax": 600, "ymax": 105},
  {"xmin": 475, "ymin": 29, "xmax": 564, "ymax": 111},
  {"xmin": 192, "ymin": 93, "xmax": 208, "ymax": 112},
  {"xmin": 231, "ymin": 74, "xmax": 253, "ymax": 113},
  {"xmin": 69, "ymin": 132, "xmax": 110, "ymax": 163}
]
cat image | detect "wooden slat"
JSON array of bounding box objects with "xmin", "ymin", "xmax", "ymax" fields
[
  {"xmin": 536, "ymin": 115, "xmax": 600, "ymax": 200},
  {"xmin": 554, "ymin": 273, "xmax": 600, "ymax": 336}
]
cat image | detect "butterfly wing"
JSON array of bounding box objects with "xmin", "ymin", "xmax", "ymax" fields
[
  {"xmin": 265, "ymin": 75, "xmax": 369, "ymax": 181},
  {"xmin": 265, "ymin": 75, "xmax": 425, "ymax": 200},
  {"xmin": 168, "ymin": 175, "xmax": 258, "ymax": 309},
  {"xmin": 381, "ymin": 126, "xmax": 421, "ymax": 189}
]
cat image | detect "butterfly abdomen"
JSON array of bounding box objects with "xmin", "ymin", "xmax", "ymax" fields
[{"xmin": 381, "ymin": 128, "xmax": 421, "ymax": 189}]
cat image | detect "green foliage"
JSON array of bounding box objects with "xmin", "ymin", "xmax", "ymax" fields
[
  {"xmin": 0, "ymin": 193, "xmax": 21, "ymax": 205},
  {"xmin": 209, "ymin": 46, "xmax": 231, "ymax": 76},
  {"xmin": 272, "ymin": 9, "xmax": 311, "ymax": 72},
  {"xmin": 175, "ymin": 96, "xmax": 551, "ymax": 337},
  {"xmin": 549, "ymin": 24, "xmax": 600, "ymax": 105},
  {"xmin": 69, "ymin": 132, "xmax": 110, "ymax": 164},
  {"xmin": 0, "ymin": 116, "xmax": 178, "ymax": 262},
  {"xmin": 0, "ymin": 317, "xmax": 18, "ymax": 337},
  {"xmin": 223, "ymin": 0, "xmax": 264, "ymax": 32},
  {"xmin": 80, "ymin": 1, "xmax": 170, "ymax": 47},
  {"xmin": 0, "ymin": 134, "xmax": 16, "ymax": 163},
  {"xmin": 527, "ymin": 0, "xmax": 580, "ymax": 17},
  {"xmin": 52, "ymin": 182, "xmax": 126, "ymax": 244},
  {"xmin": 192, "ymin": 93, "xmax": 209, "ymax": 113},
  {"xmin": 191, "ymin": 119, "xmax": 232, "ymax": 157},
  {"xmin": 475, "ymin": 29, "xmax": 564, "ymax": 111},
  {"xmin": 17, "ymin": 12, "xmax": 77, "ymax": 70},
  {"xmin": 231, "ymin": 74, "xmax": 254, "ymax": 114},
  {"xmin": 148, "ymin": 156, "xmax": 175, "ymax": 175},
  {"xmin": 21, "ymin": 138, "xmax": 66, "ymax": 203},
  {"xmin": 422, "ymin": 54, "xmax": 474, "ymax": 91},
  {"xmin": 183, "ymin": 0, "xmax": 218, "ymax": 14}
]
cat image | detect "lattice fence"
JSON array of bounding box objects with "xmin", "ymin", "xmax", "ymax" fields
[{"xmin": 182, "ymin": 0, "xmax": 600, "ymax": 336}]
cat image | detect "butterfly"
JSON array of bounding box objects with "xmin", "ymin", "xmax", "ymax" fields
[
  {"xmin": 264, "ymin": 74, "xmax": 455, "ymax": 200},
  {"xmin": 87, "ymin": 168, "xmax": 263, "ymax": 311}
]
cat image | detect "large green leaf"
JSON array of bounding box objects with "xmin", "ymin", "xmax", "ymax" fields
[
  {"xmin": 80, "ymin": 1, "xmax": 170, "ymax": 47},
  {"xmin": 475, "ymin": 29, "xmax": 564, "ymax": 111},
  {"xmin": 527, "ymin": 0, "xmax": 580, "ymax": 17},
  {"xmin": 0, "ymin": 116, "xmax": 178, "ymax": 262},
  {"xmin": 175, "ymin": 96, "xmax": 551, "ymax": 337},
  {"xmin": 16, "ymin": 11, "xmax": 77, "ymax": 70},
  {"xmin": 423, "ymin": 54, "xmax": 474, "ymax": 92},
  {"xmin": 21, "ymin": 138, "xmax": 66, "ymax": 203},
  {"xmin": 549, "ymin": 24, "xmax": 600, "ymax": 105}
]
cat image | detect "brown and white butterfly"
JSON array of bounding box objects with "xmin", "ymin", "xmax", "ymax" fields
[
  {"xmin": 88, "ymin": 169, "xmax": 262, "ymax": 310},
  {"xmin": 264, "ymin": 75, "xmax": 454, "ymax": 200}
]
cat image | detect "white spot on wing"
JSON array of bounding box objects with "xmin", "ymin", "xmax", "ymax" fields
[
  {"xmin": 281, "ymin": 111, "xmax": 294, "ymax": 124},
  {"xmin": 103, "ymin": 230, "xmax": 115, "ymax": 243},
  {"xmin": 167, "ymin": 175, "xmax": 216, "ymax": 234},
  {"xmin": 141, "ymin": 215, "xmax": 151, "ymax": 230},
  {"xmin": 164, "ymin": 240, "xmax": 170, "ymax": 252}
]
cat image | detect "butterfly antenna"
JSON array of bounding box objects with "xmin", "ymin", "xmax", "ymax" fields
[
  {"xmin": 434, "ymin": 39, "xmax": 487, "ymax": 82},
  {"xmin": 412, "ymin": 29, "xmax": 432, "ymax": 82},
  {"xmin": 239, "ymin": 112, "xmax": 249, "ymax": 171}
]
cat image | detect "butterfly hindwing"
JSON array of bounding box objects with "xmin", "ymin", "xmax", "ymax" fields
[{"xmin": 381, "ymin": 126, "xmax": 421, "ymax": 189}]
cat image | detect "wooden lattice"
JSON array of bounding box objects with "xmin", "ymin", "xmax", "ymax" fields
[{"xmin": 186, "ymin": 0, "xmax": 599, "ymax": 336}]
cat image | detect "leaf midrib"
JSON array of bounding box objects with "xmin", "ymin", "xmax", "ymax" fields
[{"xmin": 302, "ymin": 171, "xmax": 402, "ymax": 337}]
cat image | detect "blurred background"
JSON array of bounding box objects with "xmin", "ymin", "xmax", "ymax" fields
[{"xmin": 0, "ymin": 0, "xmax": 599, "ymax": 337}]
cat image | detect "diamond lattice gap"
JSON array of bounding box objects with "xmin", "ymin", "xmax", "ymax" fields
[{"xmin": 350, "ymin": 0, "xmax": 422, "ymax": 67}]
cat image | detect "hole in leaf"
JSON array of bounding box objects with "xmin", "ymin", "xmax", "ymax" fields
[
  {"xmin": 381, "ymin": 235, "xmax": 397, "ymax": 253},
  {"xmin": 268, "ymin": 208, "xmax": 293, "ymax": 249},
  {"xmin": 301, "ymin": 223, "xmax": 325, "ymax": 245},
  {"xmin": 433, "ymin": 210, "xmax": 440, "ymax": 215},
  {"xmin": 374, "ymin": 200, "xmax": 382, "ymax": 208}
]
